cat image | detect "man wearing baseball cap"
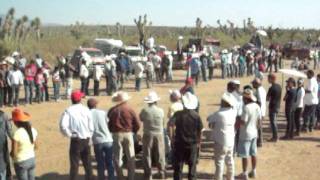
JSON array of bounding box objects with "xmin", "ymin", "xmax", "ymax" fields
[{"xmin": 59, "ymin": 90, "xmax": 94, "ymax": 180}]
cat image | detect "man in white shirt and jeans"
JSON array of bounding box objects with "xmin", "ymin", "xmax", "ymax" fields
[
  {"xmin": 237, "ymin": 89, "xmax": 262, "ymax": 180},
  {"xmin": 60, "ymin": 90, "xmax": 94, "ymax": 180},
  {"xmin": 208, "ymin": 93, "xmax": 237, "ymax": 180},
  {"xmin": 7, "ymin": 64, "xmax": 24, "ymax": 106},
  {"xmin": 302, "ymin": 70, "xmax": 319, "ymax": 132},
  {"xmin": 294, "ymin": 78, "xmax": 305, "ymax": 136}
]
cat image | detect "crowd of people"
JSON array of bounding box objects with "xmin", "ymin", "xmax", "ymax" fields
[{"xmin": 0, "ymin": 45, "xmax": 320, "ymax": 180}]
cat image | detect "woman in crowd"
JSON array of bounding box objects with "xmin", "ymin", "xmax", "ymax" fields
[
  {"xmin": 11, "ymin": 108, "xmax": 38, "ymax": 180},
  {"xmin": 52, "ymin": 66, "xmax": 61, "ymax": 102}
]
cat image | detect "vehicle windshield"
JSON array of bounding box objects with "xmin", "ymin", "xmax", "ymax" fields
[
  {"xmin": 127, "ymin": 49, "xmax": 141, "ymax": 56},
  {"xmin": 86, "ymin": 50, "xmax": 104, "ymax": 57}
]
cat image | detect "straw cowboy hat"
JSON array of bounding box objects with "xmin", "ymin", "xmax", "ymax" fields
[
  {"xmin": 243, "ymin": 89, "xmax": 257, "ymax": 102},
  {"xmin": 222, "ymin": 49, "xmax": 228, "ymax": 54},
  {"xmin": 230, "ymin": 80, "xmax": 240, "ymax": 85},
  {"xmin": 191, "ymin": 53, "xmax": 200, "ymax": 59},
  {"xmin": 12, "ymin": 51, "xmax": 20, "ymax": 57},
  {"xmin": 12, "ymin": 108, "xmax": 31, "ymax": 122},
  {"xmin": 112, "ymin": 91, "xmax": 131, "ymax": 103},
  {"xmin": 144, "ymin": 91, "xmax": 161, "ymax": 104},
  {"xmin": 182, "ymin": 92, "xmax": 199, "ymax": 110},
  {"xmin": 169, "ymin": 89, "xmax": 182, "ymax": 99},
  {"xmin": 221, "ymin": 93, "xmax": 236, "ymax": 107}
]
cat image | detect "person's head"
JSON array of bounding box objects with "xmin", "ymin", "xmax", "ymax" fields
[
  {"xmin": 252, "ymin": 78, "xmax": 262, "ymax": 89},
  {"xmin": 227, "ymin": 82, "xmax": 235, "ymax": 93},
  {"xmin": 12, "ymin": 108, "xmax": 34, "ymax": 144},
  {"xmin": 35, "ymin": 54, "xmax": 40, "ymax": 59},
  {"xmin": 221, "ymin": 93, "xmax": 235, "ymax": 108},
  {"xmin": 243, "ymin": 85, "xmax": 253, "ymax": 91},
  {"xmin": 81, "ymin": 59, "xmax": 86, "ymax": 65},
  {"xmin": 112, "ymin": 91, "xmax": 131, "ymax": 105},
  {"xmin": 297, "ymin": 78, "xmax": 304, "ymax": 87},
  {"xmin": 317, "ymin": 74, "xmax": 320, "ymax": 82},
  {"xmin": 13, "ymin": 63, "xmax": 19, "ymax": 70},
  {"xmin": 169, "ymin": 90, "xmax": 181, "ymax": 103},
  {"xmin": 243, "ymin": 89, "xmax": 257, "ymax": 105},
  {"xmin": 71, "ymin": 90, "xmax": 84, "ymax": 104},
  {"xmin": 268, "ymin": 73, "xmax": 276, "ymax": 84},
  {"xmin": 144, "ymin": 91, "xmax": 160, "ymax": 106},
  {"xmin": 307, "ymin": 70, "xmax": 314, "ymax": 79},
  {"xmin": 87, "ymin": 98, "xmax": 98, "ymax": 109},
  {"xmin": 286, "ymin": 77, "xmax": 296, "ymax": 88},
  {"xmin": 231, "ymin": 80, "xmax": 240, "ymax": 91}
]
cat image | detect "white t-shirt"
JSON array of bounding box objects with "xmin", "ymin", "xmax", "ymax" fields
[
  {"xmin": 295, "ymin": 87, "xmax": 305, "ymax": 108},
  {"xmin": 232, "ymin": 92, "xmax": 243, "ymax": 117},
  {"xmin": 208, "ymin": 107, "xmax": 237, "ymax": 148},
  {"xmin": 239, "ymin": 103, "xmax": 262, "ymax": 141},
  {"xmin": 304, "ymin": 77, "xmax": 319, "ymax": 105},
  {"xmin": 256, "ymin": 86, "xmax": 267, "ymax": 117},
  {"xmin": 80, "ymin": 64, "xmax": 89, "ymax": 78},
  {"xmin": 134, "ymin": 62, "xmax": 144, "ymax": 78}
]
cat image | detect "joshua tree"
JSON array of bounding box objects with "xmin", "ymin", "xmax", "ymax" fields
[
  {"xmin": 195, "ymin": 17, "xmax": 206, "ymax": 39},
  {"xmin": 1, "ymin": 7, "xmax": 15, "ymax": 39},
  {"xmin": 227, "ymin": 20, "xmax": 236, "ymax": 39},
  {"xmin": 115, "ymin": 22, "xmax": 121, "ymax": 38},
  {"xmin": 267, "ymin": 26, "xmax": 274, "ymax": 42},
  {"xmin": 31, "ymin": 17, "xmax": 41, "ymax": 41},
  {"xmin": 134, "ymin": 14, "xmax": 150, "ymax": 47},
  {"xmin": 20, "ymin": 15, "xmax": 29, "ymax": 39},
  {"xmin": 217, "ymin": 19, "xmax": 223, "ymax": 31}
]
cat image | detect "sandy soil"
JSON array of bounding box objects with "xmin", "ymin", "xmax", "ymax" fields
[{"xmin": 3, "ymin": 61, "xmax": 320, "ymax": 180}]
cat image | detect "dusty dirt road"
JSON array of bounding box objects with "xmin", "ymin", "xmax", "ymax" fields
[{"xmin": 3, "ymin": 63, "xmax": 320, "ymax": 180}]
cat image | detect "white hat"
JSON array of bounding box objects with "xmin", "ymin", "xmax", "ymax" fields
[
  {"xmin": 222, "ymin": 93, "xmax": 236, "ymax": 107},
  {"xmin": 110, "ymin": 54, "xmax": 117, "ymax": 59},
  {"xmin": 169, "ymin": 89, "xmax": 182, "ymax": 99},
  {"xmin": 178, "ymin": 36, "xmax": 184, "ymax": 40},
  {"xmin": 4, "ymin": 56, "xmax": 15, "ymax": 65},
  {"xmin": 0, "ymin": 61, "xmax": 7, "ymax": 66},
  {"xmin": 120, "ymin": 52, "xmax": 126, "ymax": 55},
  {"xmin": 222, "ymin": 49, "xmax": 228, "ymax": 54},
  {"xmin": 231, "ymin": 80, "xmax": 240, "ymax": 85},
  {"xmin": 12, "ymin": 51, "xmax": 19, "ymax": 57},
  {"xmin": 105, "ymin": 55, "xmax": 112, "ymax": 61},
  {"xmin": 192, "ymin": 53, "xmax": 199, "ymax": 59},
  {"xmin": 182, "ymin": 92, "xmax": 199, "ymax": 110},
  {"xmin": 144, "ymin": 91, "xmax": 161, "ymax": 103},
  {"xmin": 246, "ymin": 50, "xmax": 252, "ymax": 54},
  {"xmin": 112, "ymin": 91, "xmax": 131, "ymax": 103},
  {"xmin": 243, "ymin": 89, "xmax": 257, "ymax": 102}
]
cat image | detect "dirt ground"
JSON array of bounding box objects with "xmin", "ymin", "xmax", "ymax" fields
[{"xmin": 3, "ymin": 61, "xmax": 320, "ymax": 180}]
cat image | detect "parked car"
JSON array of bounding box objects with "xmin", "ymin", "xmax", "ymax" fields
[
  {"xmin": 70, "ymin": 47, "xmax": 105, "ymax": 75},
  {"xmin": 95, "ymin": 38, "xmax": 123, "ymax": 55},
  {"xmin": 283, "ymin": 42, "xmax": 311, "ymax": 59},
  {"xmin": 125, "ymin": 46, "xmax": 147, "ymax": 62}
]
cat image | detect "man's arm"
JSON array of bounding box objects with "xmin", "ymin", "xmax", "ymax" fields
[
  {"xmin": 59, "ymin": 111, "xmax": 72, "ymax": 137},
  {"xmin": 4, "ymin": 114, "xmax": 13, "ymax": 139},
  {"xmin": 131, "ymin": 109, "xmax": 141, "ymax": 133}
]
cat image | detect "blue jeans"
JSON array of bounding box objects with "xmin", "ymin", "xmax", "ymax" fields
[
  {"xmin": 269, "ymin": 111, "xmax": 278, "ymax": 139},
  {"xmin": 135, "ymin": 78, "xmax": 141, "ymax": 91},
  {"xmin": 24, "ymin": 80, "xmax": 34, "ymax": 104},
  {"xmin": 94, "ymin": 142, "xmax": 115, "ymax": 180},
  {"xmin": 53, "ymin": 82, "xmax": 60, "ymax": 100},
  {"xmin": 0, "ymin": 170, "xmax": 6, "ymax": 180},
  {"xmin": 303, "ymin": 105, "xmax": 317, "ymax": 131},
  {"xmin": 14, "ymin": 158, "xmax": 35, "ymax": 180}
]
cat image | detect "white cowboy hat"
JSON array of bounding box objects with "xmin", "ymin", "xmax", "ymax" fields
[
  {"xmin": 221, "ymin": 49, "xmax": 228, "ymax": 54},
  {"xmin": 144, "ymin": 91, "xmax": 161, "ymax": 103},
  {"xmin": 105, "ymin": 55, "xmax": 112, "ymax": 61},
  {"xmin": 230, "ymin": 80, "xmax": 240, "ymax": 85},
  {"xmin": 112, "ymin": 91, "xmax": 131, "ymax": 103},
  {"xmin": 120, "ymin": 52, "xmax": 126, "ymax": 56},
  {"xmin": 243, "ymin": 89, "xmax": 257, "ymax": 102},
  {"xmin": 192, "ymin": 53, "xmax": 200, "ymax": 59},
  {"xmin": 246, "ymin": 50, "xmax": 252, "ymax": 54},
  {"xmin": 4, "ymin": 56, "xmax": 15, "ymax": 65},
  {"xmin": 178, "ymin": 36, "xmax": 184, "ymax": 40},
  {"xmin": 169, "ymin": 89, "xmax": 182, "ymax": 99},
  {"xmin": 222, "ymin": 93, "xmax": 236, "ymax": 107},
  {"xmin": 110, "ymin": 54, "xmax": 117, "ymax": 59},
  {"xmin": 182, "ymin": 92, "xmax": 198, "ymax": 110},
  {"xmin": 12, "ymin": 51, "xmax": 19, "ymax": 57}
]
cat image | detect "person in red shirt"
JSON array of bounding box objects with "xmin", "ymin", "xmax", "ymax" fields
[{"xmin": 24, "ymin": 60, "xmax": 37, "ymax": 105}]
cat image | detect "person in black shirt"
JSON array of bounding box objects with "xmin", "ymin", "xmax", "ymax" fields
[
  {"xmin": 171, "ymin": 92, "xmax": 203, "ymax": 180},
  {"xmin": 266, "ymin": 74, "xmax": 282, "ymax": 142},
  {"xmin": 282, "ymin": 78, "xmax": 297, "ymax": 139}
]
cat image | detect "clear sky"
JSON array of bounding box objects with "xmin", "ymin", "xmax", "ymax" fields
[{"xmin": 0, "ymin": 0, "xmax": 319, "ymax": 28}]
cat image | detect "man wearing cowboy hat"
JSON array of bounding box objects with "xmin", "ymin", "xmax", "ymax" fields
[
  {"xmin": 7, "ymin": 63, "xmax": 24, "ymax": 107},
  {"xmin": 60, "ymin": 90, "xmax": 94, "ymax": 180},
  {"xmin": 139, "ymin": 91, "xmax": 166, "ymax": 180},
  {"xmin": 108, "ymin": 91, "xmax": 141, "ymax": 180},
  {"xmin": 104, "ymin": 55, "xmax": 117, "ymax": 96},
  {"xmin": 208, "ymin": 93, "xmax": 237, "ymax": 180},
  {"xmin": 237, "ymin": 89, "xmax": 262, "ymax": 179},
  {"xmin": 171, "ymin": 92, "xmax": 203, "ymax": 180},
  {"xmin": 0, "ymin": 61, "xmax": 9, "ymax": 107}
]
